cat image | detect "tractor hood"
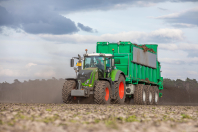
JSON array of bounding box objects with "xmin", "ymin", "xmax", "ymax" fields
[{"xmin": 77, "ymin": 68, "xmax": 97, "ymax": 85}]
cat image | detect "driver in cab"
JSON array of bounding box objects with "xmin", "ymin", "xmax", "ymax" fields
[{"xmin": 96, "ymin": 59, "xmax": 104, "ymax": 70}]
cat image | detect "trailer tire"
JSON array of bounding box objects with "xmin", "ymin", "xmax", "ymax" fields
[
  {"xmin": 62, "ymin": 80, "xmax": 76, "ymax": 104},
  {"xmin": 134, "ymin": 85, "xmax": 139, "ymax": 104},
  {"xmin": 112, "ymin": 74, "xmax": 126, "ymax": 104},
  {"xmin": 152, "ymin": 86, "xmax": 159, "ymax": 105},
  {"xmin": 94, "ymin": 81, "xmax": 111, "ymax": 104},
  {"xmin": 146, "ymin": 85, "xmax": 153, "ymax": 105},
  {"xmin": 134, "ymin": 84, "xmax": 147, "ymax": 105}
]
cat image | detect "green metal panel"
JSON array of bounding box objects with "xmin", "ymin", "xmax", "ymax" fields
[
  {"xmin": 108, "ymin": 43, "xmax": 118, "ymax": 53},
  {"xmin": 96, "ymin": 41, "xmax": 163, "ymax": 90},
  {"xmin": 119, "ymin": 44, "xmax": 131, "ymax": 53}
]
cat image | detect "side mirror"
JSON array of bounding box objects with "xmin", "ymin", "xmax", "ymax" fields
[
  {"xmin": 70, "ymin": 59, "xmax": 74, "ymax": 67},
  {"xmin": 112, "ymin": 59, "xmax": 115, "ymax": 67}
]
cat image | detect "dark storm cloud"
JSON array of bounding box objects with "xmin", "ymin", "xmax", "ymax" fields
[
  {"xmin": 21, "ymin": 12, "xmax": 79, "ymax": 35},
  {"xmin": 157, "ymin": 8, "xmax": 198, "ymax": 28},
  {"xmin": 77, "ymin": 23, "xmax": 97, "ymax": 33},
  {"xmin": 0, "ymin": 5, "xmax": 79, "ymax": 35},
  {"xmin": 0, "ymin": 6, "xmax": 17, "ymax": 28},
  {"xmin": 0, "ymin": 0, "xmax": 197, "ymax": 34}
]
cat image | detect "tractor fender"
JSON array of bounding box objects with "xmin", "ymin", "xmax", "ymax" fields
[
  {"xmin": 65, "ymin": 78, "xmax": 77, "ymax": 83},
  {"xmin": 110, "ymin": 70, "xmax": 125, "ymax": 82}
]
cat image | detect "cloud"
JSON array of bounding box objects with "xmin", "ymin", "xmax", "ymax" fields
[
  {"xmin": 25, "ymin": 63, "xmax": 37, "ymax": 68},
  {"xmin": 77, "ymin": 23, "xmax": 97, "ymax": 33},
  {"xmin": 0, "ymin": 66, "xmax": 19, "ymax": 77},
  {"xmin": 0, "ymin": 6, "xmax": 17, "ymax": 28},
  {"xmin": 40, "ymin": 28, "xmax": 184, "ymax": 43},
  {"xmin": 160, "ymin": 57, "xmax": 198, "ymax": 65},
  {"xmin": 0, "ymin": 0, "xmax": 197, "ymax": 34},
  {"xmin": 171, "ymin": 23, "xmax": 197, "ymax": 28},
  {"xmin": 0, "ymin": 5, "xmax": 79, "ymax": 35},
  {"xmin": 159, "ymin": 43, "xmax": 198, "ymax": 50},
  {"xmin": 158, "ymin": 7, "xmax": 168, "ymax": 11},
  {"xmin": 155, "ymin": 7, "xmax": 198, "ymax": 28},
  {"xmin": 35, "ymin": 70, "xmax": 56, "ymax": 78},
  {"xmin": 187, "ymin": 71, "xmax": 198, "ymax": 75},
  {"xmin": 159, "ymin": 43, "xmax": 198, "ymax": 57}
]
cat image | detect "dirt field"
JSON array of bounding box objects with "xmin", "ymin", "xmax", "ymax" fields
[{"xmin": 0, "ymin": 103, "xmax": 198, "ymax": 132}]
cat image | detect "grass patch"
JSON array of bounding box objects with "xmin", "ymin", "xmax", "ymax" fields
[
  {"xmin": 0, "ymin": 119, "xmax": 3, "ymax": 125},
  {"xmin": 42, "ymin": 114, "xmax": 59, "ymax": 123},
  {"xmin": 163, "ymin": 115, "xmax": 168, "ymax": 121},
  {"xmin": 86, "ymin": 112, "xmax": 91, "ymax": 115},
  {"xmin": 125, "ymin": 115, "xmax": 138, "ymax": 122},
  {"xmin": 14, "ymin": 112, "xmax": 25, "ymax": 120},
  {"xmin": 94, "ymin": 119, "xmax": 100, "ymax": 123},
  {"xmin": 46, "ymin": 108, "xmax": 52, "ymax": 112},
  {"xmin": 181, "ymin": 114, "xmax": 192, "ymax": 119},
  {"xmin": 69, "ymin": 119, "xmax": 77, "ymax": 123}
]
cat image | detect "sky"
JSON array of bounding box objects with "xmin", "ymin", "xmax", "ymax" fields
[{"xmin": 0, "ymin": 0, "xmax": 198, "ymax": 83}]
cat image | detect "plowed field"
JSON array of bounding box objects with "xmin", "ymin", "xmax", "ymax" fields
[{"xmin": 0, "ymin": 103, "xmax": 198, "ymax": 132}]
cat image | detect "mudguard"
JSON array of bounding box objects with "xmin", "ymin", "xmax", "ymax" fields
[
  {"xmin": 110, "ymin": 70, "xmax": 125, "ymax": 81},
  {"xmin": 65, "ymin": 78, "xmax": 77, "ymax": 83}
]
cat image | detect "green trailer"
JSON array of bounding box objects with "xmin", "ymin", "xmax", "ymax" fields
[{"xmin": 62, "ymin": 41, "xmax": 163, "ymax": 105}]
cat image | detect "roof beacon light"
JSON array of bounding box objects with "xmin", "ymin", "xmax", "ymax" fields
[
  {"xmin": 85, "ymin": 49, "xmax": 88, "ymax": 54},
  {"xmin": 112, "ymin": 49, "xmax": 114, "ymax": 56}
]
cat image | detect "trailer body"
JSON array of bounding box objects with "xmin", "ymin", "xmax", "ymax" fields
[{"xmin": 96, "ymin": 41, "xmax": 163, "ymax": 95}]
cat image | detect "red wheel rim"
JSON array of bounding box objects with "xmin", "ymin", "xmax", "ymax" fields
[
  {"xmin": 119, "ymin": 81, "xmax": 124, "ymax": 99},
  {"xmin": 105, "ymin": 87, "xmax": 109, "ymax": 101}
]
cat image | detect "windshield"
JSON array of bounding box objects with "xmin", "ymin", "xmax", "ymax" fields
[{"xmin": 84, "ymin": 56, "xmax": 104, "ymax": 70}]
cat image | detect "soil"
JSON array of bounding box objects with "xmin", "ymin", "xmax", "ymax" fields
[
  {"xmin": 0, "ymin": 103, "xmax": 198, "ymax": 132},
  {"xmin": 133, "ymin": 44, "xmax": 156, "ymax": 53}
]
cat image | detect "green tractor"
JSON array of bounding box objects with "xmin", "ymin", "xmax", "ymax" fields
[{"xmin": 62, "ymin": 49, "xmax": 126, "ymax": 104}]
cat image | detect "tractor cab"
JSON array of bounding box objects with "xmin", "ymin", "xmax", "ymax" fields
[{"xmin": 83, "ymin": 53, "xmax": 113, "ymax": 78}]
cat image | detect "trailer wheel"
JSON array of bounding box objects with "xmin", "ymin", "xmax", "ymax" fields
[
  {"xmin": 134, "ymin": 84, "xmax": 147, "ymax": 105},
  {"xmin": 152, "ymin": 86, "xmax": 159, "ymax": 105},
  {"xmin": 94, "ymin": 81, "xmax": 111, "ymax": 104},
  {"xmin": 146, "ymin": 85, "xmax": 153, "ymax": 105},
  {"xmin": 112, "ymin": 74, "xmax": 126, "ymax": 104},
  {"xmin": 62, "ymin": 80, "xmax": 76, "ymax": 104}
]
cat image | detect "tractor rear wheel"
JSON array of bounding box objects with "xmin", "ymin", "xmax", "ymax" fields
[
  {"xmin": 94, "ymin": 81, "xmax": 111, "ymax": 104},
  {"xmin": 146, "ymin": 85, "xmax": 153, "ymax": 105},
  {"xmin": 62, "ymin": 80, "xmax": 77, "ymax": 104},
  {"xmin": 152, "ymin": 86, "xmax": 159, "ymax": 105},
  {"xmin": 134, "ymin": 84, "xmax": 147, "ymax": 105},
  {"xmin": 112, "ymin": 75, "xmax": 126, "ymax": 104}
]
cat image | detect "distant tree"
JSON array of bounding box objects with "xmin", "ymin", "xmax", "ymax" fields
[
  {"xmin": 14, "ymin": 79, "xmax": 21, "ymax": 83},
  {"xmin": 52, "ymin": 77, "xmax": 56, "ymax": 80}
]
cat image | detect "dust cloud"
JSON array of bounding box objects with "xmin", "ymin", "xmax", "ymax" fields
[
  {"xmin": 0, "ymin": 78, "xmax": 65, "ymax": 103},
  {"xmin": 0, "ymin": 78, "xmax": 198, "ymax": 105}
]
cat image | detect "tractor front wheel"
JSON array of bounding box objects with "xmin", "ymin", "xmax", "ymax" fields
[{"xmin": 62, "ymin": 80, "xmax": 77, "ymax": 104}]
